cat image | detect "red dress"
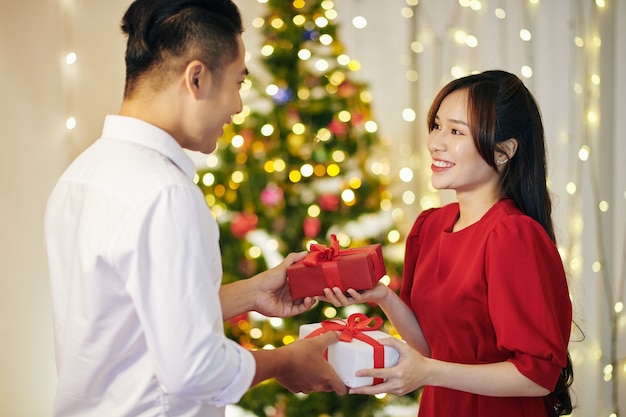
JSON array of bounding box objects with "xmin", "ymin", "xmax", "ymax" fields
[{"xmin": 400, "ymin": 199, "xmax": 571, "ymax": 417}]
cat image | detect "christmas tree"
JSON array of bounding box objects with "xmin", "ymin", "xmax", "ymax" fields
[{"xmin": 195, "ymin": 0, "xmax": 409, "ymax": 415}]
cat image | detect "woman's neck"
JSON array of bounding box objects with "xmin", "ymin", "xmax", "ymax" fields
[{"xmin": 453, "ymin": 191, "xmax": 502, "ymax": 232}]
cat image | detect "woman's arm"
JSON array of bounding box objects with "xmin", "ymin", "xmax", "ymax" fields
[
  {"xmin": 349, "ymin": 337, "xmax": 550, "ymax": 397},
  {"xmin": 322, "ymin": 285, "xmax": 550, "ymax": 398}
]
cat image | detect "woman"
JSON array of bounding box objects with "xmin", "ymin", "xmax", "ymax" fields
[{"xmin": 324, "ymin": 70, "xmax": 573, "ymax": 416}]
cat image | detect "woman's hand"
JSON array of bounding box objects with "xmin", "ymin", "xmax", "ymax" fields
[
  {"xmin": 348, "ymin": 337, "xmax": 430, "ymax": 396},
  {"xmin": 318, "ymin": 282, "xmax": 392, "ymax": 307}
]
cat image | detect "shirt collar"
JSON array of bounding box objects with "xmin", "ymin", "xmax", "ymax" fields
[{"xmin": 101, "ymin": 115, "xmax": 197, "ymax": 180}]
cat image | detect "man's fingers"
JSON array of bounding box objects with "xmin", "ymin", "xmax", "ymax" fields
[
  {"xmin": 328, "ymin": 377, "xmax": 349, "ymax": 395},
  {"xmin": 301, "ymin": 296, "xmax": 315, "ymax": 309},
  {"xmin": 316, "ymin": 330, "xmax": 340, "ymax": 346},
  {"xmin": 284, "ymin": 251, "xmax": 307, "ymax": 266},
  {"xmin": 307, "ymin": 332, "xmax": 347, "ymax": 394},
  {"xmin": 289, "ymin": 297, "xmax": 315, "ymax": 315}
]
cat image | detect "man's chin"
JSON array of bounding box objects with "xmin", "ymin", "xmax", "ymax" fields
[
  {"xmin": 206, "ymin": 140, "xmax": 219, "ymax": 154},
  {"xmin": 199, "ymin": 133, "xmax": 220, "ymax": 154}
]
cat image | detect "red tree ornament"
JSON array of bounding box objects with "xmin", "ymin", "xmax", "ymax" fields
[
  {"xmin": 230, "ymin": 212, "xmax": 258, "ymax": 238},
  {"xmin": 318, "ymin": 193, "xmax": 341, "ymax": 212},
  {"xmin": 303, "ymin": 216, "xmax": 322, "ymax": 238}
]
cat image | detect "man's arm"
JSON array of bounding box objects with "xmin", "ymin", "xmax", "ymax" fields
[
  {"xmin": 219, "ymin": 252, "xmax": 347, "ymax": 395},
  {"xmin": 220, "ymin": 251, "xmax": 314, "ymax": 320},
  {"xmin": 219, "ymin": 278, "xmax": 256, "ymax": 321}
]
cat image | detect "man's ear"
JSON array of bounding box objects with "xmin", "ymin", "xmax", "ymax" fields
[
  {"xmin": 184, "ymin": 60, "xmax": 210, "ymax": 98},
  {"xmin": 496, "ymin": 138, "xmax": 518, "ymax": 164}
]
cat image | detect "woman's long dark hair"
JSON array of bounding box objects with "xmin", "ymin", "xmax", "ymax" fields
[{"xmin": 427, "ymin": 70, "xmax": 573, "ymax": 415}]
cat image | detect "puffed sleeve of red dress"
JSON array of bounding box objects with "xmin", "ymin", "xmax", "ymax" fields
[
  {"xmin": 486, "ymin": 212, "xmax": 571, "ymax": 389},
  {"xmin": 399, "ymin": 207, "xmax": 434, "ymax": 304}
]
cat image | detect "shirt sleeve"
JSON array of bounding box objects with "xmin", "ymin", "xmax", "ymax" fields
[
  {"xmin": 113, "ymin": 183, "xmax": 255, "ymax": 405},
  {"xmin": 485, "ymin": 215, "xmax": 571, "ymax": 391}
]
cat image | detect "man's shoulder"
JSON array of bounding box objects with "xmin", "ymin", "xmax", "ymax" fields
[{"xmin": 59, "ymin": 137, "xmax": 196, "ymax": 205}]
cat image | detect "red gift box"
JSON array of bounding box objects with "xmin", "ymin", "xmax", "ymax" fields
[{"xmin": 287, "ymin": 234, "xmax": 386, "ymax": 299}]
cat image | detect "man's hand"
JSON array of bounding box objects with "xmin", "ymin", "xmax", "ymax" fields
[
  {"xmin": 220, "ymin": 251, "xmax": 314, "ymax": 320},
  {"xmin": 252, "ymin": 331, "xmax": 348, "ymax": 395},
  {"xmin": 249, "ymin": 251, "xmax": 315, "ymax": 318}
]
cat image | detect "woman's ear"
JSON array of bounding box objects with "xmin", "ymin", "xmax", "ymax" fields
[{"xmin": 495, "ymin": 138, "xmax": 518, "ymax": 165}]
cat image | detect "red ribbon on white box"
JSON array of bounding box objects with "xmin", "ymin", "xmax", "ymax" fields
[{"xmin": 305, "ymin": 313, "xmax": 385, "ymax": 385}]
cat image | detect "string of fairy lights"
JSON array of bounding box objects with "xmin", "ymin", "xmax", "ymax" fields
[
  {"xmin": 563, "ymin": 1, "xmax": 623, "ymax": 416},
  {"xmin": 58, "ymin": 0, "xmax": 623, "ymax": 415},
  {"xmin": 61, "ymin": 0, "xmax": 77, "ymax": 140}
]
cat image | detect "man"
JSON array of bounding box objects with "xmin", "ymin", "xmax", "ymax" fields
[{"xmin": 44, "ymin": 1, "xmax": 346, "ymax": 416}]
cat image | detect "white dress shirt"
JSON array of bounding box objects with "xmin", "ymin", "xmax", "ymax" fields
[{"xmin": 45, "ymin": 115, "xmax": 255, "ymax": 417}]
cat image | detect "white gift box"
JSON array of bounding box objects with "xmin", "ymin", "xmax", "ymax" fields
[{"xmin": 299, "ymin": 318, "xmax": 400, "ymax": 388}]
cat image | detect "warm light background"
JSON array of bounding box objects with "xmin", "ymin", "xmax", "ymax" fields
[{"xmin": 1, "ymin": 1, "xmax": 624, "ymax": 416}]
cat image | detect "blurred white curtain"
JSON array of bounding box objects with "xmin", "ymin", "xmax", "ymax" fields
[{"xmin": 0, "ymin": 1, "xmax": 623, "ymax": 416}]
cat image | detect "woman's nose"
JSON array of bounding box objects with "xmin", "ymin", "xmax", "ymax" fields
[{"xmin": 427, "ymin": 130, "xmax": 445, "ymax": 152}]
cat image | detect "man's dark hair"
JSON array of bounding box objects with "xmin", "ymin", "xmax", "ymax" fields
[{"xmin": 120, "ymin": 0, "xmax": 243, "ymax": 96}]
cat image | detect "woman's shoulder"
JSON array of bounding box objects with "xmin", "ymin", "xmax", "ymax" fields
[
  {"xmin": 487, "ymin": 199, "xmax": 551, "ymax": 241},
  {"xmin": 408, "ymin": 202, "xmax": 459, "ymax": 236}
]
